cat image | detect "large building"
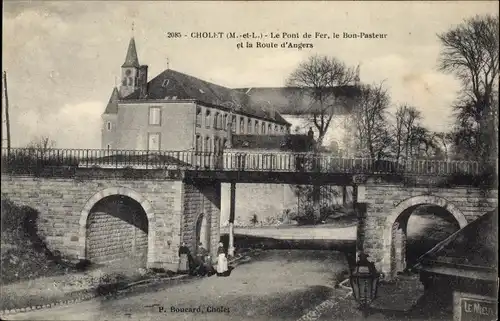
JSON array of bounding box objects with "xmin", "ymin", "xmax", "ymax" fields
[
  {"xmin": 101, "ymin": 38, "xmax": 356, "ymax": 228},
  {"xmin": 101, "ymin": 37, "xmax": 291, "ymax": 152},
  {"xmin": 235, "ymin": 86, "xmax": 360, "ymax": 156}
]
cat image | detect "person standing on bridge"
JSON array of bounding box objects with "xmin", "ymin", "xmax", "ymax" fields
[{"xmin": 216, "ymin": 242, "xmax": 228, "ymax": 276}]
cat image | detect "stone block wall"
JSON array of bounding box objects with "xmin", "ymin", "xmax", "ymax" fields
[
  {"xmin": 0, "ymin": 175, "xmax": 184, "ymax": 271},
  {"xmin": 358, "ymin": 183, "xmax": 498, "ymax": 279},
  {"xmin": 181, "ymin": 180, "xmax": 221, "ymax": 260}
]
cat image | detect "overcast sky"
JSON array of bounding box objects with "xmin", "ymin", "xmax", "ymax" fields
[{"xmin": 2, "ymin": 1, "xmax": 498, "ymax": 148}]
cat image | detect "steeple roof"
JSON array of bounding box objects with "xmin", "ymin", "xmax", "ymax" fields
[{"xmin": 122, "ymin": 37, "xmax": 140, "ymax": 68}]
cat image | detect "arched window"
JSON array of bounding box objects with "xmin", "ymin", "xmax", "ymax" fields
[
  {"xmin": 205, "ymin": 110, "xmax": 211, "ymax": 128},
  {"xmin": 247, "ymin": 119, "xmax": 252, "ymax": 134},
  {"xmin": 231, "ymin": 115, "xmax": 236, "ymax": 133},
  {"xmin": 255, "ymin": 120, "xmax": 259, "ymax": 134},
  {"xmin": 205, "ymin": 136, "xmax": 211, "ymax": 152},
  {"xmin": 128, "ymin": 77, "xmax": 133, "ymax": 86},
  {"xmin": 223, "ymin": 114, "xmax": 228, "ymax": 130},
  {"xmin": 106, "ymin": 121, "xmax": 112, "ymax": 131},
  {"xmin": 122, "ymin": 78, "xmax": 127, "ymax": 86},
  {"xmin": 274, "ymin": 125, "xmax": 278, "ymax": 133},
  {"xmin": 214, "ymin": 112, "xmax": 220, "ymax": 129},
  {"xmin": 223, "ymin": 138, "xmax": 228, "ymax": 149},
  {"xmin": 214, "ymin": 137, "xmax": 220, "ymax": 154},
  {"xmin": 239, "ymin": 117, "xmax": 245, "ymax": 134},
  {"xmin": 196, "ymin": 107, "xmax": 202, "ymax": 127},
  {"xmin": 261, "ymin": 122, "xmax": 266, "ymax": 134},
  {"xmin": 195, "ymin": 135, "xmax": 202, "ymax": 152}
]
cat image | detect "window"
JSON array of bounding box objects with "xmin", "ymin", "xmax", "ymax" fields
[
  {"xmin": 106, "ymin": 121, "xmax": 112, "ymax": 131},
  {"xmin": 196, "ymin": 107, "xmax": 202, "ymax": 127},
  {"xmin": 214, "ymin": 112, "xmax": 219, "ymax": 129},
  {"xmin": 223, "ymin": 138, "xmax": 227, "ymax": 149},
  {"xmin": 255, "ymin": 120, "xmax": 259, "ymax": 134},
  {"xmin": 247, "ymin": 119, "xmax": 252, "ymax": 134},
  {"xmin": 223, "ymin": 114, "xmax": 228, "ymax": 130},
  {"xmin": 148, "ymin": 133, "xmax": 161, "ymax": 151},
  {"xmin": 239, "ymin": 117, "xmax": 244, "ymax": 134},
  {"xmin": 261, "ymin": 122, "xmax": 266, "ymax": 134},
  {"xmin": 122, "ymin": 78, "xmax": 127, "ymax": 86},
  {"xmin": 205, "ymin": 136, "xmax": 211, "ymax": 152},
  {"xmin": 214, "ymin": 137, "xmax": 220, "ymax": 154},
  {"xmin": 106, "ymin": 144, "xmax": 111, "ymax": 150},
  {"xmin": 281, "ymin": 126, "xmax": 285, "ymax": 133},
  {"xmin": 231, "ymin": 115, "xmax": 236, "ymax": 133},
  {"xmin": 274, "ymin": 125, "xmax": 278, "ymax": 133},
  {"xmin": 149, "ymin": 107, "xmax": 161, "ymax": 125},
  {"xmin": 128, "ymin": 77, "xmax": 133, "ymax": 86},
  {"xmin": 195, "ymin": 135, "xmax": 202, "ymax": 152},
  {"xmin": 205, "ymin": 110, "xmax": 211, "ymax": 128},
  {"xmin": 268, "ymin": 124, "xmax": 272, "ymax": 133}
]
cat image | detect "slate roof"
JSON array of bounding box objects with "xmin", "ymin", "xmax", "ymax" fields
[
  {"xmin": 417, "ymin": 208, "xmax": 498, "ymax": 269},
  {"xmin": 230, "ymin": 134, "xmax": 314, "ymax": 152},
  {"xmin": 120, "ymin": 69, "xmax": 290, "ymax": 125},
  {"xmin": 122, "ymin": 38, "xmax": 140, "ymax": 68},
  {"xmin": 103, "ymin": 87, "xmax": 120, "ymax": 114},
  {"xmin": 234, "ymin": 86, "xmax": 361, "ymax": 115}
]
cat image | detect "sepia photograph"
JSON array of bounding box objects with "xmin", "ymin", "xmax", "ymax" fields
[{"xmin": 1, "ymin": 1, "xmax": 498, "ymax": 320}]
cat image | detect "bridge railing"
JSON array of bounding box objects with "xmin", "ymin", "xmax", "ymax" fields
[{"xmin": 1, "ymin": 147, "xmax": 485, "ymax": 176}]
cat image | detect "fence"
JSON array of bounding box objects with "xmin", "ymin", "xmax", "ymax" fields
[{"xmin": 1, "ymin": 148, "xmax": 485, "ymax": 176}]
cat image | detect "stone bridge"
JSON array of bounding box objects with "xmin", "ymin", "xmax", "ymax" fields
[
  {"xmin": 1, "ymin": 150, "xmax": 497, "ymax": 279},
  {"xmin": 356, "ymin": 182, "xmax": 497, "ymax": 279}
]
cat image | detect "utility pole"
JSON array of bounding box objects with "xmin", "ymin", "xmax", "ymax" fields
[{"xmin": 3, "ymin": 71, "xmax": 11, "ymax": 155}]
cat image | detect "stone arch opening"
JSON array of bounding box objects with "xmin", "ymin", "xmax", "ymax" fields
[
  {"xmin": 79, "ymin": 187, "xmax": 155, "ymax": 268},
  {"xmin": 383, "ymin": 195, "xmax": 467, "ymax": 278}
]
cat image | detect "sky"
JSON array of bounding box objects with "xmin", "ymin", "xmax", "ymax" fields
[{"xmin": 2, "ymin": 1, "xmax": 498, "ymax": 148}]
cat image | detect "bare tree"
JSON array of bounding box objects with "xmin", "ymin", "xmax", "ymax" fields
[
  {"xmin": 438, "ymin": 14, "xmax": 499, "ymax": 161},
  {"xmin": 391, "ymin": 104, "xmax": 422, "ymax": 162},
  {"xmin": 27, "ymin": 136, "xmax": 56, "ymax": 156},
  {"xmin": 434, "ymin": 132, "xmax": 453, "ymax": 160},
  {"xmin": 286, "ymin": 55, "xmax": 358, "ymax": 148},
  {"xmin": 349, "ymin": 82, "xmax": 391, "ymax": 159}
]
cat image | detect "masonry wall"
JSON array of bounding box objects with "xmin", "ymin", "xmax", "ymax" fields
[
  {"xmin": 115, "ymin": 102, "xmax": 196, "ymax": 151},
  {"xmin": 0, "ymin": 175, "xmax": 185, "ymax": 271},
  {"xmin": 359, "ymin": 183, "xmax": 498, "ymax": 279},
  {"xmin": 181, "ymin": 180, "xmax": 221, "ymax": 261}
]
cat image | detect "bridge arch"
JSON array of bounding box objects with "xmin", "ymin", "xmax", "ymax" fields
[
  {"xmin": 382, "ymin": 195, "xmax": 467, "ymax": 278},
  {"xmin": 78, "ymin": 187, "xmax": 155, "ymax": 266}
]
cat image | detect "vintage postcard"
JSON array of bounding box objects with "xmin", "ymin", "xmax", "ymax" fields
[{"xmin": 1, "ymin": 1, "xmax": 498, "ymax": 321}]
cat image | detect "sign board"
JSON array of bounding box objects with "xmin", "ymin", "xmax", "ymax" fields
[{"xmin": 460, "ymin": 298, "xmax": 497, "ymax": 321}]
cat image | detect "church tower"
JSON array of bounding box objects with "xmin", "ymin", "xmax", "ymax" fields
[{"xmin": 120, "ymin": 37, "xmax": 141, "ymax": 97}]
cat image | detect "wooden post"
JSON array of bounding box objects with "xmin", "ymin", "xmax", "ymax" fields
[
  {"xmin": 228, "ymin": 182, "xmax": 236, "ymax": 257},
  {"xmin": 3, "ymin": 71, "xmax": 11, "ymax": 155}
]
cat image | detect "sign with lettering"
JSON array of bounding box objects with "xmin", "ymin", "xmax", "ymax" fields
[{"xmin": 460, "ymin": 298, "xmax": 497, "ymax": 321}]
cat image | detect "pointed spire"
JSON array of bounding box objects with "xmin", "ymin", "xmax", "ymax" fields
[{"xmin": 122, "ymin": 37, "xmax": 140, "ymax": 68}]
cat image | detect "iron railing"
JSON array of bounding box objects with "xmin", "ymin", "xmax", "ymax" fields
[{"xmin": 0, "ymin": 147, "xmax": 485, "ymax": 176}]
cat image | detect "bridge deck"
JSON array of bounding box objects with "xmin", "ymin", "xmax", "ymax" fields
[{"xmin": 2, "ymin": 148, "xmax": 489, "ymax": 183}]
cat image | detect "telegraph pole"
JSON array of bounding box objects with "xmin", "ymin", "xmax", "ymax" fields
[{"xmin": 3, "ymin": 71, "xmax": 11, "ymax": 155}]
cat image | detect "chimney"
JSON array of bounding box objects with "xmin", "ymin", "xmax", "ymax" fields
[{"xmin": 138, "ymin": 65, "xmax": 148, "ymax": 99}]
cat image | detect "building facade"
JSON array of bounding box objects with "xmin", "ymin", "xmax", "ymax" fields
[{"xmin": 101, "ymin": 37, "xmax": 291, "ymax": 153}]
